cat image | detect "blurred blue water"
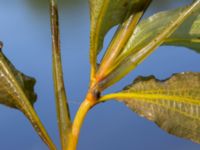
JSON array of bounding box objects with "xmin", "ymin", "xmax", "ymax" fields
[{"xmin": 0, "ymin": 0, "xmax": 199, "ymax": 150}]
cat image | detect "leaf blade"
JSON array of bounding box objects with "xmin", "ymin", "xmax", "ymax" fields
[
  {"xmin": 89, "ymin": 0, "xmax": 150, "ymax": 77},
  {"xmin": 0, "ymin": 50, "xmax": 56, "ymax": 149},
  {"xmin": 121, "ymin": 4, "xmax": 200, "ymax": 57},
  {"xmin": 95, "ymin": 0, "xmax": 152, "ymax": 82},
  {"xmin": 0, "ymin": 51, "xmax": 37, "ymax": 109},
  {"xmin": 97, "ymin": 1, "xmax": 200, "ymax": 90},
  {"xmin": 0, "ymin": 52, "xmax": 37, "ymax": 108},
  {"xmin": 110, "ymin": 72, "xmax": 200, "ymax": 143},
  {"xmin": 50, "ymin": 0, "xmax": 71, "ymax": 149},
  {"xmin": 164, "ymin": 11, "xmax": 200, "ymax": 53}
]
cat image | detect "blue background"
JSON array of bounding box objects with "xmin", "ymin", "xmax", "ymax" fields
[{"xmin": 0, "ymin": 0, "xmax": 199, "ymax": 150}]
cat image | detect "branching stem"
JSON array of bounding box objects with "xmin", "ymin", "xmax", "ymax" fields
[{"xmin": 67, "ymin": 92, "xmax": 97, "ymax": 150}]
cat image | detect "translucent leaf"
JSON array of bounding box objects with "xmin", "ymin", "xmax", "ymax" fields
[
  {"xmin": 116, "ymin": 72, "xmax": 200, "ymax": 143},
  {"xmin": 97, "ymin": 1, "xmax": 200, "ymax": 90},
  {"xmin": 0, "ymin": 51, "xmax": 37, "ymax": 109},
  {"xmin": 119, "ymin": 7, "xmax": 200, "ymax": 60},
  {"xmin": 165, "ymin": 11, "xmax": 200, "ymax": 53},
  {"xmin": 89, "ymin": 0, "xmax": 150, "ymax": 70},
  {"xmin": 122, "ymin": 6, "xmax": 200, "ymax": 57}
]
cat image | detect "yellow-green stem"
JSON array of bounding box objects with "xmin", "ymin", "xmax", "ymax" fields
[
  {"xmin": 50, "ymin": 0, "xmax": 71, "ymax": 149},
  {"xmin": 67, "ymin": 93, "xmax": 97, "ymax": 150}
]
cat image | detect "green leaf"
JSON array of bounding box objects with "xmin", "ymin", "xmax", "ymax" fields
[
  {"xmin": 165, "ymin": 11, "xmax": 200, "ymax": 53},
  {"xmin": 50, "ymin": 0, "xmax": 71, "ymax": 149},
  {"xmin": 120, "ymin": 5, "xmax": 200, "ymax": 57},
  {"xmin": 89, "ymin": 0, "xmax": 151, "ymax": 75},
  {"xmin": 115, "ymin": 72, "xmax": 200, "ymax": 143},
  {"xmin": 124, "ymin": 10, "xmax": 199, "ymax": 56},
  {"xmin": 0, "ymin": 49, "xmax": 56, "ymax": 149},
  {"xmin": 0, "ymin": 51, "xmax": 36, "ymax": 109},
  {"xmin": 97, "ymin": 1, "xmax": 200, "ymax": 90}
]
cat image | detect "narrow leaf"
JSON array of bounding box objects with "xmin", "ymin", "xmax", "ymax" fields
[
  {"xmin": 89, "ymin": 0, "xmax": 151, "ymax": 77},
  {"xmin": 112, "ymin": 72, "xmax": 200, "ymax": 143},
  {"xmin": 50, "ymin": 0, "xmax": 71, "ymax": 149},
  {"xmin": 96, "ymin": 0, "xmax": 152, "ymax": 82}
]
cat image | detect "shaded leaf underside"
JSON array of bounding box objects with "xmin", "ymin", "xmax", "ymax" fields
[
  {"xmin": 0, "ymin": 51, "xmax": 36, "ymax": 109},
  {"xmin": 0, "ymin": 49, "xmax": 57, "ymax": 149},
  {"xmin": 116, "ymin": 72, "xmax": 200, "ymax": 143}
]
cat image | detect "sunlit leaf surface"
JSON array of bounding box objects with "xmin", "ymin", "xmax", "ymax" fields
[{"xmin": 116, "ymin": 72, "xmax": 200, "ymax": 143}]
